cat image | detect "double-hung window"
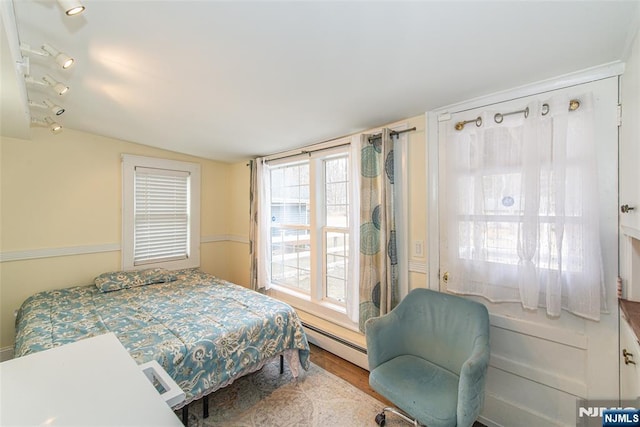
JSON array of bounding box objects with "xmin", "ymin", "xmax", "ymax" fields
[
  {"xmin": 122, "ymin": 155, "xmax": 200, "ymax": 270},
  {"xmin": 268, "ymin": 144, "xmax": 354, "ymax": 316}
]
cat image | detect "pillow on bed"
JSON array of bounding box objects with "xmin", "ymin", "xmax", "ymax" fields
[{"xmin": 94, "ymin": 268, "xmax": 177, "ymax": 293}]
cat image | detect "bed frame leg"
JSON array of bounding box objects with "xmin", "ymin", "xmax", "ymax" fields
[
  {"xmin": 280, "ymin": 354, "xmax": 284, "ymax": 374},
  {"xmin": 182, "ymin": 405, "xmax": 188, "ymax": 426},
  {"xmin": 203, "ymin": 396, "xmax": 209, "ymax": 419}
]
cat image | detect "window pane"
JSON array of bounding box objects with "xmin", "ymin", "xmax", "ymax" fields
[
  {"xmin": 271, "ymin": 227, "xmax": 311, "ymax": 292},
  {"xmin": 326, "ymin": 231, "xmax": 348, "ymax": 302},
  {"xmin": 326, "ymin": 157, "xmax": 347, "ymax": 182},
  {"xmin": 326, "ymin": 206, "xmax": 348, "ymax": 227},
  {"xmin": 270, "ymin": 162, "xmax": 310, "ymax": 226},
  {"xmin": 325, "ymin": 156, "xmax": 349, "ymax": 228}
]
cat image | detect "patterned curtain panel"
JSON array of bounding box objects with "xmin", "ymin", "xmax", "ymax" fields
[
  {"xmin": 249, "ymin": 159, "xmax": 259, "ymax": 291},
  {"xmin": 359, "ymin": 128, "xmax": 398, "ymax": 332}
]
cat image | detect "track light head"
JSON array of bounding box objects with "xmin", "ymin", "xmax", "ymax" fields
[
  {"xmin": 57, "ymin": 0, "xmax": 85, "ymax": 16},
  {"xmin": 20, "ymin": 43, "xmax": 75, "ymax": 70},
  {"xmin": 45, "ymin": 117, "xmax": 63, "ymax": 133},
  {"xmin": 41, "ymin": 44, "xmax": 74, "ymax": 69},
  {"xmin": 44, "ymin": 99, "xmax": 65, "ymax": 115},
  {"xmin": 42, "ymin": 74, "xmax": 69, "ymax": 96},
  {"xmin": 31, "ymin": 117, "xmax": 63, "ymax": 134},
  {"xmin": 29, "ymin": 99, "xmax": 66, "ymax": 116}
]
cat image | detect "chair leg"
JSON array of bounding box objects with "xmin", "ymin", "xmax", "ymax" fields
[{"xmin": 377, "ymin": 406, "xmax": 422, "ymax": 427}]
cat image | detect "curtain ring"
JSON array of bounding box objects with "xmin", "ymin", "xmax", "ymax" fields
[
  {"xmin": 494, "ymin": 113, "xmax": 504, "ymax": 124},
  {"xmin": 541, "ymin": 103, "xmax": 550, "ymax": 116},
  {"xmin": 475, "ymin": 117, "xmax": 482, "ymax": 127},
  {"xmin": 523, "ymin": 106, "xmax": 529, "ymax": 118}
]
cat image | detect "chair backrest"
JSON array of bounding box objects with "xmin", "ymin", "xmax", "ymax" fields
[{"xmin": 393, "ymin": 288, "xmax": 490, "ymax": 376}]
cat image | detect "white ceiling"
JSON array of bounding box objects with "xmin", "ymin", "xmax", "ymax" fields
[{"xmin": 2, "ymin": 1, "xmax": 640, "ymax": 162}]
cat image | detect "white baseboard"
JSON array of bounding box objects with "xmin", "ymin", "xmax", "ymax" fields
[
  {"xmin": 0, "ymin": 346, "xmax": 14, "ymax": 362},
  {"xmin": 303, "ymin": 325, "xmax": 369, "ymax": 370}
]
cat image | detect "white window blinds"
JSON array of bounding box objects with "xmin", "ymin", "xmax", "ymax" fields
[{"xmin": 134, "ymin": 167, "xmax": 190, "ymax": 265}]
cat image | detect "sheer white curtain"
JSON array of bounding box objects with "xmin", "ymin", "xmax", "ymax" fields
[
  {"xmin": 255, "ymin": 158, "xmax": 272, "ymax": 291},
  {"xmin": 444, "ymin": 93, "xmax": 606, "ymax": 320}
]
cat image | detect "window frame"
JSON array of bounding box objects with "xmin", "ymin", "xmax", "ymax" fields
[
  {"xmin": 266, "ymin": 143, "xmax": 356, "ymax": 329},
  {"xmin": 122, "ymin": 154, "xmax": 201, "ymax": 270}
]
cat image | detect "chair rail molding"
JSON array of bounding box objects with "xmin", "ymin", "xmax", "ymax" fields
[{"xmin": 0, "ymin": 235, "xmax": 248, "ymax": 262}]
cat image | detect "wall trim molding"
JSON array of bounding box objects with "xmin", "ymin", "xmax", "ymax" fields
[
  {"xmin": 201, "ymin": 234, "xmax": 249, "ymax": 244},
  {"xmin": 1, "ymin": 235, "xmax": 250, "ymax": 263},
  {"xmin": 0, "ymin": 243, "xmax": 121, "ymax": 263}
]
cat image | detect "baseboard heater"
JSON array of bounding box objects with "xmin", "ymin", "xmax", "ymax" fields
[{"xmin": 301, "ymin": 322, "xmax": 369, "ymax": 370}]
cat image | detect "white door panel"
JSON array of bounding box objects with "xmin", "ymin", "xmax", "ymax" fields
[{"xmin": 435, "ymin": 77, "xmax": 619, "ymax": 426}]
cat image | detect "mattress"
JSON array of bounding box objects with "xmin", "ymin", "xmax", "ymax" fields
[{"xmin": 14, "ymin": 268, "xmax": 310, "ymax": 408}]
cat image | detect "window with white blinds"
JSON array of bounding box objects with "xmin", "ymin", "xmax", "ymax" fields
[
  {"xmin": 122, "ymin": 155, "xmax": 200, "ymax": 270},
  {"xmin": 134, "ymin": 167, "xmax": 190, "ymax": 265}
]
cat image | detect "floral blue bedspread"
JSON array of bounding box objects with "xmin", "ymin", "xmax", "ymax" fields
[{"xmin": 14, "ymin": 269, "xmax": 310, "ymax": 408}]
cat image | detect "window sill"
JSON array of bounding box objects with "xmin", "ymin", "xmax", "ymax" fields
[{"xmin": 267, "ymin": 284, "xmax": 359, "ymax": 333}]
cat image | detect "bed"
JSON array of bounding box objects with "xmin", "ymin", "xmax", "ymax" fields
[{"xmin": 14, "ymin": 268, "xmax": 310, "ymax": 415}]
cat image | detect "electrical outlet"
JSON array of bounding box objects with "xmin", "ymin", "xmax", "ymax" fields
[{"xmin": 413, "ymin": 240, "xmax": 424, "ymax": 257}]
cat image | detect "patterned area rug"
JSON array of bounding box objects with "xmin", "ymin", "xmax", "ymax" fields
[{"xmin": 177, "ymin": 359, "xmax": 405, "ymax": 427}]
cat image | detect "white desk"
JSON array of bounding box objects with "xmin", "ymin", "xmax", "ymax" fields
[{"xmin": 0, "ymin": 333, "xmax": 184, "ymax": 426}]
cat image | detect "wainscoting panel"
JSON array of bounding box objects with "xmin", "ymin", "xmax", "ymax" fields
[{"xmin": 481, "ymin": 314, "xmax": 590, "ymax": 426}]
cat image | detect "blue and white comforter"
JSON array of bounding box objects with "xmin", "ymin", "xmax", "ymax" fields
[{"xmin": 14, "ymin": 269, "xmax": 310, "ymax": 408}]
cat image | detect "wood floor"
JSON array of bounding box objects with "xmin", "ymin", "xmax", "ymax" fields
[
  {"xmin": 308, "ymin": 343, "xmax": 393, "ymax": 406},
  {"xmin": 308, "ymin": 343, "xmax": 486, "ymax": 427}
]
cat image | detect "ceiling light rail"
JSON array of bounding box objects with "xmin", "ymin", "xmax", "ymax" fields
[
  {"xmin": 454, "ymin": 99, "xmax": 582, "ymax": 131},
  {"xmin": 20, "ymin": 43, "xmax": 75, "ymax": 69}
]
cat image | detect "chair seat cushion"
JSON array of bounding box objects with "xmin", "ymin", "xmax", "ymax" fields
[{"xmin": 369, "ymin": 354, "xmax": 459, "ymax": 427}]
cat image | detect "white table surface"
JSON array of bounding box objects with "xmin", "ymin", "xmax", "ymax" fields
[{"xmin": 0, "ymin": 333, "xmax": 183, "ymax": 426}]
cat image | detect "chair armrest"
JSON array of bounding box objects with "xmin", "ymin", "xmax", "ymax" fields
[
  {"xmin": 457, "ymin": 339, "xmax": 490, "ymax": 427},
  {"xmin": 365, "ymin": 311, "xmax": 404, "ymax": 371}
]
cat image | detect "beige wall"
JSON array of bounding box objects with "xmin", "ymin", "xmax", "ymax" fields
[
  {"xmin": 0, "ymin": 127, "xmax": 236, "ymax": 348},
  {"xmin": 1, "ymin": 115, "xmax": 428, "ymax": 350}
]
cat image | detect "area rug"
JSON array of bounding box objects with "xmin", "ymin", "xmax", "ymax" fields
[{"xmin": 177, "ymin": 358, "xmax": 405, "ymax": 427}]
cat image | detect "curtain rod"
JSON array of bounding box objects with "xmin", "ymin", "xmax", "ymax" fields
[
  {"xmin": 368, "ymin": 126, "xmax": 417, "ymax": 141},
  {"xmin": 455, "ymin": 100, "xmax": 581, "ymax": 131},
  {"xmin": 247, "ymin": 126, "xmax": 418, "ymax": 165},
  {"xmin": 263, "ymin": 142, "xmax": 352, "ymax": 164}
]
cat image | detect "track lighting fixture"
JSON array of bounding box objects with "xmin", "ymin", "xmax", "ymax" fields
[
  {"xmin": 31, "ymin": 117, "xmax": 63, "ymax": 134},
  {"xmin": 21, "ymin": 43, "xmax": 75, "ymax": 69},
  {"xmin": 57, "ymin": 0, "xmax": 85, "ymax": 16},
  {"xmin": 29, "ymin": 99, "xmax": 65, "ymax": 116},
  {"xmin": 25, "ymin": 74, "xmax": 69, "ymax": 96}
]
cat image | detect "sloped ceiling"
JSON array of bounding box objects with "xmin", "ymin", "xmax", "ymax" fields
[{"xmin": 3, "ymin": 1, "xmax": 640, "ymax": 162}]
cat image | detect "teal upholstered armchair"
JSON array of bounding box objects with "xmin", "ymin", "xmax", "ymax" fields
[{"xmin": 365, "ymin": 288, "xmax": 490, "ymax": 427}]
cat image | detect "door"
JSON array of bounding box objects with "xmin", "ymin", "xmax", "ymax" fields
[{"xmin": 436, "ymin": 77, "xmax": 619, "ymax": 426}]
